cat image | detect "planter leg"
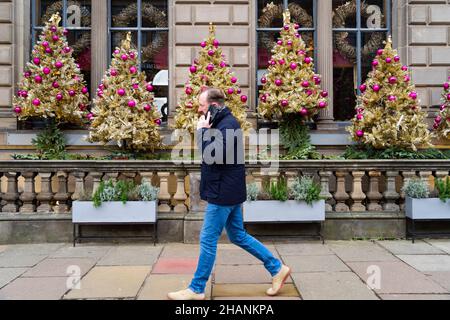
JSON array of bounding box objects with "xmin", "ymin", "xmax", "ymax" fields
[
  {"xmin": 411, "ymin": 219, "xmax": 416, "ymax": 244},
  {"xmin": 319, "ymin": 221, "xmax": 325, "ymax": 245},
  {"xmin": 153, "ymin": 222, "xmax": 157, "ymax": 246},
  {"xmin": 73, "ymin": 224, "xmax": 76, "ymax": 247}
]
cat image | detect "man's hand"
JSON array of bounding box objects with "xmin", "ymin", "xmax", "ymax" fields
[{"xmin": 197, "ymin": 112, "xmax": 212, "ymax": 130}]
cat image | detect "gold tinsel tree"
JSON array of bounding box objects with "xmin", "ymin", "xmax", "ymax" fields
[
  {"xmin": 258, "ymin": 9, "xmax": 328, "ymax": 120},
  {"xmin": 173, "ymin": 23, "xmax": 251, "ymax": 133},
  {"xmin": 434, "ymin": 78, "xmax": 450, "ymax": 140},
  {"xmin": 13, "ymin": 12, "xmax": 89, "ymax": 124},
  {"xmin": 88, "ymin": 33, "xmax": 163, "ymax": 151},
  {"xmin": 348, "ymin": 37, "xmax": 432, "ymax": 151}
]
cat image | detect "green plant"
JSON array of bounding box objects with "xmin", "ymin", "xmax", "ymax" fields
[
  {"xmin": 31, "ymin": 122, "xmax": 67, "ymax": 159},
  {"xmin": 402, "ymin": 178, "xmax": 429, "ymax": 199},
  {"xmin": 246, "ymin": 183, "xmax": 259, "ymax": 201},
  {"xmin": 343, "ymin": 145, "xmax": 450, "ymax": 160},
  {"xmin": 264, "ymin": 177, "xmax": 288, "ymax": 201},
  {"xmin": 290, "ymin": 176, "xmax": 323, "ymax": 205},
  {"xmin": 138, "ymin": 182, "xmax": 159, "ymax": 201},
  {"xmin": 435, "ymin": 177, "xmax": 450, "ymax": 202}
]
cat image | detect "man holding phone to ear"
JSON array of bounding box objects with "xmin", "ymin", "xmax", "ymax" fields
[{"xmin": 168, "ymin": 88, "xmax": 290, "ymax": 300}]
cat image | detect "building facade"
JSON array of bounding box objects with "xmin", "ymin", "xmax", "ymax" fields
[{"xmin": 0, "ymin": 0, "xmax": 449, "ymax": 156}]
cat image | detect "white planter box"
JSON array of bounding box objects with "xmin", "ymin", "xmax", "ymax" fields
[
  {"xmin": 243, "ymin": 200, "xmax": 325, "ymax": 222},
  {"xmin": 72, "ymin": 201, "xmax": 157, "ymax": 223},
  {"xmin": 405, "ymin": 197, "xmax": 450, "ymax": 220}
]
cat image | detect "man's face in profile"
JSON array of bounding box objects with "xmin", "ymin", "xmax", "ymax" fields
[{"xmin": 198, "ymin": 92, "xmax": 208, "ymax": 115}]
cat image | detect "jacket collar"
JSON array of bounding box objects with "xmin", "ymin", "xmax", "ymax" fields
[{"xmin": 211, "ymin": 106, "xmax": 231, "ymax": 127}]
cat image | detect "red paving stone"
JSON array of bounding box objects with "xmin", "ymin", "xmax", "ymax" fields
[{"xmin": 151, "ymin": 258, "xmax": 199, "ymax": 274}]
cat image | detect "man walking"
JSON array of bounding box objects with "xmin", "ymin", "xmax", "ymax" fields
[{"xmin": 168, "ymin": 88, "xmax": 290, "ymax": 300}]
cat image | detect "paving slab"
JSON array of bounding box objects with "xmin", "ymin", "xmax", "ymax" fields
[
  {"xmin": 214, "ymin": 264, "xmax": 292, "ymax": 284},
  {"xmin": 0, "ymin": 245, "xmax": 8, "ymax": 253},
  {"xmin": 2, "ymin": 243, "xmax": 65, "ymax": 255},
  {"xmin": 212, "ymin": 283, "xmax": 299, "ymax": 298},
  {"xmin": 152, "ymin": 258, "xmax": 199, "ymax": 274},
  {"xmin": 282, "ymin": 255, "xmax": 350, "ymax": 273},
  {"xmin": 426, "ymin": 272, "xmax": 450, "ymax": 291},
  {"xmin": 160, "ymin": 244, "xmax": 200, "ymax": 258},
  {"xmin": 0, "ymin": 268, "xmax": 28, "ymax": 289},
  {"xmin": 49, "ymin": 245, "xmax": 113, "ymax": 260},
  {"xmin": 275, "ymin": 242, "xmax": 334, "ymax": 256},
  {"xmin": 97, "ymin": 245, "xmax": 163, "ymax": 266},
  {"xmin": 291, "ymin": 272, "xmax": 379, "ymax": 300},
  {"xmin": 0, "ymin": 277, "xmax": 69, "ymax": 300},
  {"xmin": 137, "ymin": 274, "xmax": 212, "ymax": 300},
  {"xmin": 425, "ymin": 240, "xmax": 450, "ymax": 254},
  {"xmin": 380, "ymin": 294, "xmax": 450, "ymax": 300},
  {"xmin": 328, "ymin": 241, "xmax": 398, "ymax": 262},
  {"xmin": 397, "ymin": 255, "xmax": 450, "ymax": 272},
  {"xmin": 63, "ymin": 266, "xmax": 151, "ymax": 299},
  {"xmin": 376, "ymin": 240, "xmax": 446, "ymax": 255},
  {"xmin": 0, "ymin": 252, "xmax": 48, "ymax": 268},
  {"xmin": 22, "ymin": 257, "xmax": 97, "ymax": 278},
  {"xmin": 348, "ymin": 261, "xmax": 448, "ymax": 294},
  {"xmin": 216, "ymin": 249, "xmax": 280, "ymax": 265}
]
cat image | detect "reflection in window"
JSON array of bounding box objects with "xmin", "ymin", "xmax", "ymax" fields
[
  {"xmin": 332, "ymin": 0, "xmax": 391, "ymax": 121},
  {"xmin": 109, "ymin": 0, "xmax": 169, "ymax": 123},
  {"xmin": 31, "ymin": 1, "xmax": 92, "ymax": 91}
]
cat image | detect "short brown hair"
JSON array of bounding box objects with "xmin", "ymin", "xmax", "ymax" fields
[{"xmin": 202, "ymin": 88, "xmax": 225, "ymax": 105}]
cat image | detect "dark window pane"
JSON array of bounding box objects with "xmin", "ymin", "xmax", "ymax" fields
[
  {"xmin": 258, "ymin": 0, "xmax": 284, "ymax": 28},
  {"xmin": 36, "ymin": 0, "xmax": 62, "ymax": 26},
  {"xmin": 333, "ymin": 0, "xmax": 357, "ymax": 28},
  {"xmin": 288, "ymin": 0, "xmax": 314, "ymax": 28},
  {"xmin": 360, "ymin": 0, "xmax": 388, "ymax": 29},
  {"xmin": 142, "ymin": 0, "xmax": 168, "ymax": 28},
  {"xmin": 66, "ymin": 0, "xmax": 91, "ymax": 28},
  {"xmin": 111, "ymin": 0, "xmax": 137, "ymax": 27}
]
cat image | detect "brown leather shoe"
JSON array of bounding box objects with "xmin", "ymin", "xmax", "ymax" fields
[
  {"xmin": 266, "ymin": 265, "xmax": 291, "ymax": 296},
  {"xmin": 167, "ymin": 288, "xmax": 206, "ymax": 300}
]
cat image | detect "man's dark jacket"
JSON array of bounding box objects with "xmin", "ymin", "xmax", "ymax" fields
[{"xmin": 197, "ymin": 106, "xmax": 246, "ymax": 206}]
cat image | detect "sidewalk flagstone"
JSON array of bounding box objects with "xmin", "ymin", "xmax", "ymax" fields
[
  {"xmin": 137, "ymin": 274, "xmax": 212, "ymax": 300},
  {"xmin": 160, "ymin": 244, "xmax": 200, "ymax": 258},
  {"xmin": 152, "ymin": 258, "xmax": 198, "ymax": 274},
  {"xmin": 22, "ymin": 257, "xmax": 97, "ymax": 278},
  {"xmin": 291, "ymin": 272, "xmax": 379, "ymax": 300},
  {"xmin": 425, "ymin": 240, "xmax": 450, "ymax": 254},
  {"xmin": 0, "ymin": 252, "xmax": 48, "ymax": 268},
  {"xmin": 216, "ymin": 249, "xmax": 280, "ymax": 265},
  {"xmin": 397, "ymin": 255, "xmax": 450, "ymax": 272},
  {"xmin": 376, "ymin": 240, "xmax": 446, "ymax": 255},
  {"xmin": 63, "ymin": 266, "xmax": 151, "ymax": 299},
  {"xmin": 275, "ymin": 242, "xmax": 334, "ymax": 256},
  {"xmin": 425, "ymin": 272, "xmax": 450, "ymax": 291},
  {"xmin": 214, "ymin": 264, "xmax": 292, "ymax": 284},
  {"xmin": 212, "ymin": 283, "xmax": 299, "ymax": 298},
  {"xmin": 347, "ymin": 261, "xmax": 448, "ymax": 294},
  {"xmin": 97, "ymin": 245, "xmax": 162, "ymax": 266},
  {"xmin": 0, "ymin": 245, "xmax": 7, "ymax": 253},
  {"xmin": 380, "ymin": 294, "xmax": 450, "ymax": 300},
  {"xmin": 282, "ymin": 255, "xmax": 350, "ymax": 273},
  {"xmin": 2, "ymin": 243, "xmax": 66, "ymax": 255},
  {"xmin": 0, "ymin": 277, "xmax": 69, "ymax": 300},
  {"xmin": 49, "ymin": 245, "xmax": 113, "ymax": 260},
  {"xmin": 0, "ymin": 268, "xmax": 28, "ymax": 289},
  {"xmin": 328, "ymin": 241, "xmax": 398, "ymax": 262}
]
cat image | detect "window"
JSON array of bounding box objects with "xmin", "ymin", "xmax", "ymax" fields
[
  {"xmin": 31, "ymin": 0, "xmax": 92, "ymax": 91},
  {"xmin": 256, "ymin": 0, "xmax": 317, "ymax": 113},
  {"xmin": 332, "ymin": 0, "xmax": 391, "ymax": 121},
  {"xmin": 109, "ymin": 0, "xmax": 169, "ymax": 124}
]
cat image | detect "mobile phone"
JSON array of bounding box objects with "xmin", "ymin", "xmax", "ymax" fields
[{"xmin": 207, "ymin": 104, "xmax": 220, "ymax": 125}]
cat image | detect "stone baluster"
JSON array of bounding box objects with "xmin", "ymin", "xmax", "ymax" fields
[
  {"xmin": 367, "ymin": 171, "xmax": 382, "ymax": 211},
  {"xmin": 319, "ymin": 171, "xmax": 333, "ymax": 212},
  {"xmin": 419, "ymin": 170, "xmax": 433, "ymax": 192},
  {"xmin": 188, "ymin": 171, "xmax": 206, "ymax": 212},
  {"xmin": 434, "ymin": 171, "xmax": 449, "ymax": 197},
  {"xmin": 140, "ymin": 172, "xmax": 154, "ymax": 185},
  {"xmin": 350, "ymin": 171, "xmax": 366, "ymax": 211},
  {"xmin": 90, "ymin": 172, "xmax": 104, "ymax": 197},
  {"xmin": 53, "ymin": 171, "xmax": 69, "ymax": 213},
  {"xmin": 36, "ymin": 172, "xmax": 54, "ymax": 213},
  {"xmin": 173, "ymin": 171, "xmax": 188, "ymax": 213},
  {"xmin": 400, "ymin": 171, "xmax": 417, "ymax": 210},
  {"xmin": 383, "ymin": 171, "xmax": 399, "ymax": 211},
  {"xmin": 71, "ymin": 171, "xmax": 86, "ymax": 201},
  {"xmin": 157, "ymin": 172, "xmax": 171, "ymax": 212},
  {"xmin": 268, "ymin": 171, "xmax": 279, "ymax": 187},
  {"xmin": 285, "ymin": 171, "xmax": 298, "ymax": 191},
  {"xmin": 103, "ymin": 172, "xmax": 119, "ymax": 182},
  {"xmin": 2, "ymin": 172, "xmax": 20, "ymax": 212},
  {"xmin": 334, "ymin": 171, "xmax": 349, "ymax": 211},
  {"xmin": 19, "ymin": 171, "xmax": 37, "ymax": 213},
  {"xmin": 252, "ymin": 170, "xmax": 264, "ymax": 196}
]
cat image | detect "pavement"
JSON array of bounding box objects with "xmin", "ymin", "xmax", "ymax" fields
[{"xmin": 1, "ymin": 239, "xmax": 450, "ymax": 300}]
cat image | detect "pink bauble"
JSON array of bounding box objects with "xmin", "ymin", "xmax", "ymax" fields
[
  {"xmin": 321, "ymin": 91, "xmax": 328, "ymax": 98},
  {"xmin": 146, "ymin": 84, "xmax": 154, "ymax": 92},
  {"xmin": 440, "ymin": 105, "xmax": 446, "ymax": 111},
  {"xmin": 240, "ymin": 95, "xmax": 248, "ymax": 103},
  {"xmin": 220, "ymin": 61, "xmax": 226, "ymax": 68},
  {"xmin": 237, "ymin": 88, "xmax": 242, "ymax": 94},
  {"xmin": 294, "ymin": 24, "xmax": 300, "ymax": 29},
  {"xmin": 117, "ymin": 88, "xmax": 126, "ymax": 96},
  {"xmin": 86, "ymin": 113, "xmax": 94, "ymax": 120},
  {"xmin": 55, "ymin": 61, "xmax": 63, "ymax": 69},
  {"xmin": 373, "ymin": 84, "xmax": 381, "ymax": 92},
  {"xmin": 144, "ymin": 104, "xmax": 151, "ymax": 112},
  {"xmin": 278, "ymin": 59, "xmax": 285, "ymax": 65},
  {"xmin": 45, "ymin": 47, "xmax": 52, "ymax": 54},
  {"xmin": 402, "ymin": 65, "xmax": 408, "ymax": 71},
  {"xmin": 444, "ymin": 82, "xmax": 450, "ymax": 90},
  {"xmin": 32, "ymin": 98, "xmax": 40, "ymax": 106},
  {"xmin": 21, "ymin": 90, "xmax": 28, "ymax": 98},
  {"xmin": 63, "ymin": 47, "xmax": 71, "ymax": 53},
  {"xmin": 231, "ymin": 77, "xmax": 237, "ymax": 83},
  {"xmin": 284, "ymin": 25, "xmax": 289, "ymax": 30},
  {"xmin": 128, "ymin": 100, "xmax": 136, "ymax": 108},
  {"xmin": 56, "ymin": 93, "xmax": 63, "ymax": 101},
  {"xmin": 97, "ymin": 90, "xmax": 103, "ymax": 97},
  {"xmin": 98, "ymin": 83, "xmax": 105, "ymax": 90},
  {"xmin": 129, "ymin": 66, "xmax": 137, "ymax": 74},
  {"xmin": 185, "ymin": 102, "xmax": 193, "ymax": 109},
  {"xmin": 200, "ymin": 41, "xmax": 206, "ymax": 48},
  {"xmin": 33, "ymin": 58, "xmax": 40, "ymax": 65},
  {"xmin": 52, "ymin": 81, "xmax": 59, "ymax": 88},
  {"xmin": 207, "ymin": 64, "xmax": 214, "ymax": 71},
  {"xmin": 447, "ymin": 93, "xmax": 450, "ymax": 100},
  {"xmin": 301, "ymin": 81, "xmax": 309, "ymax": 88},
  {"xmin": 388, "ymin": 76, "xmax": 397, "ymax": 84},
  {"xmin": 433, "ymin": 123, "xmax": 439, "ymax": 130},
  {"xmin": 14, "ymin": 106, "xmax": 22, "ymax": 114},
  {"xmin": 114, "ymin": 49, "xmax": 120, "ymax": 55},
  {"xmin": 132, "ymin": 83, "xmax": 139, "ymax": 89},
  {"xmin": 52, "ymin": 35, "xmax": 59, "ymax": 42},
  {"xmin": 394, "ymin": 56, "xmax": 400, "ymax": 62},
  {"xmin": 227, "ymin": 88, "xmax": 234, "ymax": 94},
  {"xmin": 290, "ymin": 63, "xmax": 297, "ymax": 70},
  {"xmin": 297, "ymin": 50, "xmax": 305, "ymax": 55},
  {"xmin": 287, "ymin": 40, "xmax": 293, "ymax": 46},
  {"xmin": 314, "ymin": 77, "xmax": 321, "ymax": 85},
  {"xmin": 185, "ymin": 87, "xmax": 193, "ymax": 95},
  {"xmin": 385, "ymin": 57, "xmax": 392, "ymax": 63},
  {"xmin": 306, "ymin": 90, "xmax": 313, "ymax": 96},
  {"xmin": 110, "ymin": 69, "xmax": 118, "ymax": 76},
  {"xmin": 43, "ymin": 67, "xmax": 51, "ymax": 75},
  {"xmin": 260, "ymin": 95, "xmax": 267, "ymax": 102},
  {"xmin": 50, "ymin": 26, "xmax": 57, "ymax": 32},
  {"xmin": 372, "ymin": 60, "xmax": 379, "ymax": 67},
  {"xmin": 68, "ymin": 90, "xmax": 75, "ymax": 97},
  {"xmin": 24, "ymin": 71, "xmax": 31, "ymax": 78},
  {"xmin": 300, "ymin": 108, "xmax": 308, "ymax": 116},
  {"xmin": 121, "ymin": 54, "xmax": 128, "ymax": 61},
  {"xmin": 213, "ymin": 39, "xmax": 219, "ymax": 47},
  {"xmin": 435, "ymin": 116, "xmax": 442, "ymax": 123},
  {"xmin": 277, "ymin": 40, "xmax": 283, "ymax": 45},
  {"xmin": 319, "ymin": 101, "xmax": 327, "ymax": 108},
  {"xmin": 129, "ymin": 52, "xmax": 136, "ymax": 59},
  {"xmin": 409, "ymin": 92, "xmax": 418, "ymax": 100},
  {"xmin": 356, "ymin": 130, "xmax": 364, "ymax": 138},
  {"xmin": 155, "ymin": 119, "xmax": 161, "ymax": 125},
  {"xmin": 82, "ymin": 87, "xmax": 88, "ymax": 94},
  {"xmin": 377, "ymin": 49, "xmax": 383, "ymax": 56},
  {"xmin": 208, "ymin": 50, "xmax": 214, "ymax": 56},
  {"xmin": 360, "ymin": 84, "xmax": 367, "ymax": 92},
  {"xmin": 404, "ymin": 75, "xmax": 410, "ymax": 82},
  {"xmin": 34, "ymin": 75, "xmax": 42, "ymax": 83},
  {"xmin": 281, "ymin": 99, "xmax": 288, "ymax": 107},
  {"xmin": 42, "ymin": 41, "xmax": 49, "ymax": 47},
  {"xmin": 261, "ymin": 77, "xmax": 267, "ymax": 84},
  {"xmin": 269, "ymin": 60, "xmax": 276, "ymax": 66},
  {"xmin": 189, "ymin": 65, "xmax": 197, "ymax": 73},
  {"xmin": 275, "ymin": 79, "xmax": 282, "ymax": 86},
  {"xmin": 304, "ymin": 57, "xmax": 311, "ymax": 64},
  {"xmin": 388, "ymin": 95, "xmax": 397, "ymax": 101},
  {"xmin": 356, "ymin": 114, "xmax": 363, "ymax": 120}
]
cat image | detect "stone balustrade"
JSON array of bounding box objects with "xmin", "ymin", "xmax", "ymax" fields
[{"xmin": 0, "ymin": 160, "xmax": 449, "ymax": 214}]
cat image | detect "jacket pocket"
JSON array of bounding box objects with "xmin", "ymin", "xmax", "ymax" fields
[{"xmin": 205, "ymin": 172, "xmax": 221, "ymax": 199}]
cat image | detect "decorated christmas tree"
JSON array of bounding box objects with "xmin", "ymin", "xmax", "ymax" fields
[
  {"xmin": 257, "ymin": 10, "xmax": 328, "ymax": 120},
  {"xmin": 348, "ymin": 37, "xmax": 432, "ymax": 151},
  {"xmin": 434, "ymin": 78, "xmax": 450, "ymax": 140},
  {"xmin": 13, "ymin": 12, "xmax": 89, "ymax": 125},
  {"xmin": 88, "ymin": 32, "xmax": 163, "ymax": 152},
  {"xmin": 173, "ymin": 23, "xmax": 251, "ymax": 133}
]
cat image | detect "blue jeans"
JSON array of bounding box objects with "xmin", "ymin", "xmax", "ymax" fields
[{"xmin": 189, "ymin": 203, "xmax": 282, "ymax": 294}]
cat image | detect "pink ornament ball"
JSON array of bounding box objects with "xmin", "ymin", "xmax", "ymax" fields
[
  {"xmin": 402, "ymin": 65, "xmax": 408, "ymax": 71},
  {"xmin": 294, "ymin": 24, "xmax": 300, "ymax": 29},
  {"xmin": 34, "ymin": 75, "xmax": 42, "ymax": 83},
  {"xmin": 42, "ymin": 41, "xmax": 49, "ymax": 47},
  {"xmin": 231, "ymin": 77, "xmax": 237, "ymax": 83},
  {"xmin": 206, "ymin": 64, "xmax": 214, "ymax": 71},
  {"xmin": 277, "ymin": 40, "xmax": 283, "ymax": 46},
  {"xmin": 297, "ymin": 50, "xmax": 305, "ymax": 55},
  {"xmin": 261, "ymin": 77, "xmax": 267, "ymax": 84},
  {"xmin": 444, "ymin": 82, "xmax": 450, "ymax": 90},
  {"xmin": 114, "ymin": 49, "xmax": 120, "ymax": 55},
  {"xmin": 68, "ymin": 90, "xmax": 76, "ymax": 97},
  {"xmin": 394, "ymin": 55, "xmax": 400, "ymax": 62},
  {"xmin": 435, "ymin": 116, "xmax": 442, "ymax": 123},
  {"xmin": 314, "ymin": 77, "xmax": 321, "ymax": 85},
  {"xmin": 55, "ymin": 61, "xmax": 63, "ymax": 69},
  {"xmin": 56, "ymin": 93, "xmax": 63, "ymax": 101},
  {"xmin": 121, "ymin": 54, "xmax": 128, "ymax": 61},
  {"xmin": 388, "ymin": 76, "xmax": 397, "ymax": 84},
  {"xmin": 290, "ymin": 63, "xmax": 297, "ymax": 70},
  {"xmin": 373, "ymin": 84, "xmax": 381, "ymax": 92},
  {"xmin": 240, "ymin": 95, "xmax": 247, "ymax": 103},
  {"xmin": 185, "ymin": 87, "xmax": 193, "ymax": 95},
  {"xmin": 97, "ymin": 90, "xmax": 103, "ymax": 97},
  {"xmin": 129, "ymin": 52, "xmax": 136, "ymax": 59},
  {"xmin": 275, "ymin": 79, "xmax": 283, "ymax": 86},
  {"xmin": 269, "ymin": 60, "xmax": 276, "ymax": 66},
  {"xmin": 321, "ymin": 91, "xmax": 329, "ymax": 98},
  {"xmin": 295, "ymin": 33, "xmax": 300, "ymax": 38},
  {"xmin": 377, "ymin": 49, "xmax": 383, "ymax": 56},
  {"xmin": 360, "ymin": 84, "xmax": 367, "ymax": 92},
  {"xmin": 33, "ymin": 58, "xmax": 40, "ymax": 65},
  {"xmin": 45, "ymin": 47, "xmax": 52, "ymax": 54},
  {"xmin": 385, "ymin": 57, "xmax": 392, "ymax": 63},
  {"xmin": 440, "ymin": 105, "xmax": 446, "ymax": 111},
  {"xmin": 144, "ymin": 104, "xmax": 151, "ymax": 112},
  {"xmin": 43, "ymin": 67, "xmax": 51, "ymax": 75},
  {"xmin": 278, "ymin": 59, "xmax": 285, "ymax": 65},
  {"xmin": 304, "ymin": 57, "xmax": 311, "ymax": 64},
  {"xmin": 409, "ymin": 91, "xmax": 418, "ymax": 100},
  {"xmin": 128, "ymin": 100, "xmax": 136, "ymax": 108},
  {"xmin": 110, "ymin": 69, "xmax": 118, "ymax": 76},
  {"xmin": 32, "ymin": 98, "xmax": 40, "ymax": 106},
  {"xmin": 284, "ymin": 25, "xmax": 289, "ymax": 30},
  {"xmin": 388, "ymin": 95, "xmax": 397, "ymax": 101},
  {"xmin": 300, "ymin": 108, "xmax": 308, "ymax": 116},
  {"xmin": 372, "ymin": 60, "xmax": 379, "ymax": 67},
  {"xmin": 82, "ymin": 87, "xmax": 88, "ymax": 94},
  {"xmin": 146, "ymin": 84, "xmax": 154, "ymax": 92},
  {"xmin": 86, "ymin": 113, "xmax": 94, "ymax": 120},
  {"xmin": 356, "ymin": 114, "xmax": 363, "ymax": 121},
  {"xmin": 132, "ymin": 83, "xmax": 139, "ymax": 90},
  {"xmin": 287, "ymin": 40, "xmax": 293, "ymax": 46},
  {"xmin": 200, "ymin": 41, "xmax": 207, "ymax": 48},
  {"xmin": 318, "ymin": 101, "xmax": 327, "ymax": 108},
  {"xmin": 260, "ymin": 95, "xmax": 267, "ymax": 102},
  {"xmin": 356, "ymin": 130, "xmax": 364, "ymax": 138},
  {"xmin": 306, "ymin": 90, "xmax": 313, "ymax": 96},
  {"xmin": 52, "ymin": 81, "xmax": 59, "ymax": 88},
  {"xmin": 220, "ymin": 61, "xmax": 226, "ymax": 68},
  {"xmin": 189, "ymin": 65, "xmax": 197, "ymax": 73},
  {"xmin": 213, "ymin": 39, "xmax": 219, "ymax": 47},
  {"xmin": 63, "ymin": 47, "xmax": 71, "ymax": 53},
  {"xmin": 24, "ymin": 71, "xmax": 31, "ymax": 78},
  {"xmin": 281, "ymin": 99, "xmax": 289, "ymax": 107},
  {"xmin": 52, "ymin": 35, "xmax": 59, "ymax": 42},
  {"xmin": 237, "ymin": 88, "xmax": 242, "ymax": 94},
  {"xmin": 301, "ymin": 81, "xmax": 309, "ymax": 88},
  {"xmin": 129, "ymin": 66, "xmax": 137, "ymax": 74},
  {"xmin": 98, "ymin": 83, "xmax": 105, "ymax": 90},
  {"xmin": 208, "ymin": 50, "xmax": 214, "ymax": 56},
  {"xmin": 447, "ymin": 93, "xmax": 450, "ymax": 100},
  {"xmin": 155, "ymin": 119, "xmax": 162, "ymax": 125},
  {"xmin": 50, "ymin": 26, "xmax": 57, "ymax": 32},
  {"xmin": 227, "ymin": 88, "xmax": 234, "ymax": 95},
  {"xmin": 117, "ymin": 88, "xmax": 126, "ymax": 96},
  {"xmin": 14, "ymin": 106, "xmax": 22, "ymax": 114}
]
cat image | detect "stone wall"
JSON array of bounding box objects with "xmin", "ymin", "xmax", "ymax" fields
[{"xmin": 0, "ymin": 0, "xmax": 14, "ymax": 130}]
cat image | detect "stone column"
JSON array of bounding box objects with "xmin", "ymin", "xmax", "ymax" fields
[
  {"xmin": 19, "ymin": 172, "xmax": 36, "ymax": 213},
  {"xmin": 285, "ymin": 171, "xmax": 297, "ymax": 191},
  {"xmin": 140, "ymin": 172, "xmax": 154, "ymax": 185},
  {"xmin": 383, "ymin": 171, "xmax": 400, "ymax": 211},
  {"xmin": 36, "ymin": 172, "xmax": 54, "ymax": 213},
  {"xmin": 316, "ymin": 0, "xmax": 336, "ymax": 130},
  {"xmin": 2, "ymin": 172, "xmax": 19, "ymax": 212},
  {"xmin": 367, "ymin": 171, "xmax": 382, "ymax": 211},
  {"xmin": 188, "ymin": 171, "xmax": 206, "ymax": 212},
  {"xmin": 350, "ymin": 171, "xmax": 366, "ymax": 211},
  {"xmin": 434, "ymin": 171, "xmax": 449, "ymax": 197},
  {"xmin": 157, "ymin": 172, "xmax": 172, "ymax": 212},
  {"xmin": 334, "ymin": 171, "xmax": 349, "ymax": 212},
  {"xmin": 91, "ymin": 0, "xmax": 108, "ymax": 92},
  {"xmin": 173, "ymin": 171, "xmax": 188, "ymax": 213},
  {"xmin": 71, "ymin": 171, "xmax": 86, "ymax": 201},
  {"xmin": 53, "ymin": 171, "xmax": 70, "ymax": 213},
  {"xmin": 400, "ymin": 171, "xmax": 417, "ymax": 210},
  {"xmin": 319, "ymin": 171, "xmax": 333, "ymax": 212},
  {"xmin": 89, "ymin": 172, "xmax": 103, "ymax": 197}
]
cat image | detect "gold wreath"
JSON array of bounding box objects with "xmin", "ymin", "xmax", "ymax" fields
[
  {"xmin": 333, "ymin": 1, "xmax": 385, "ymax": 62},
  {"xmin": 113, "ymin": 3, "xmax": 168, "ymax": 62},
  {"xmin": 258, "ymin": 2, "xmax": 313, "ymax": 52}
]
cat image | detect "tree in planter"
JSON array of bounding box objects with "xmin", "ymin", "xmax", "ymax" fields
[
  {"xmin": 434, "ymin": 77, "xmax": 450, "ymax": 140},
  {"xmin": 12, "ymin": 13, "xmax": 89, "ymax": 125},
  {"xmin": 348, "ymin": 37, "xmax": 432, "ymax": 151},
  {"xmin": 257, "ymin": 10, "xmax": 328, "ymax": 159},
  {"xmin": 173, "ymin": 23, "xmax": 251, "ymax": 134},
  {"xmin": 88, "ymin": 32, "xmax": 163, "ymax": 152}
]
